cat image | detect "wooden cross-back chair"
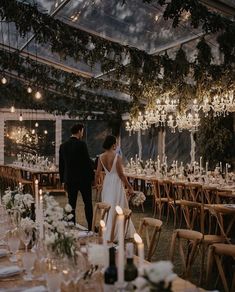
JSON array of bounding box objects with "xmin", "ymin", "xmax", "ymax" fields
[
  {"xmin": 91, "ymin": 202, "xmax": 111, "ymax": 234},
  {"xmin": 138, "ymin": 217, "xmax": 162, "ymax": 261}
]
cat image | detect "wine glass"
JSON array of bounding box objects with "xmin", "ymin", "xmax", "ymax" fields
[
  {"xmin": 22, "ymin": 251, "xmax": 36, "ymax": 281},
  {"xmin": 19, "ymin": 227, "xmax": 32, "ymax": 252},
  {"xmin": 7, "ymin": 230, "xmax": 20, "ymax": 262},
  {"xmin": 46, "ymin": 270, "xmax": 61, "ymax": 292}
]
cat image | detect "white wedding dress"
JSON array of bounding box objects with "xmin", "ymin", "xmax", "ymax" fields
[{"xmin": 100, "ymin": 153, "xmax": 135, "ymax": 241}]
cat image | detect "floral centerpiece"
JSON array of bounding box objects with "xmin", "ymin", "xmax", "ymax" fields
[
  {"xmin": 134, "ymin": 261, "xmax": 176, "ymax": 292},
  {"xmin": 44, "ymin": 195, "xmax": 77, "ymax": 260},
  {"xmin": 2, "ymin": 189, "xmax": 34, "ymax": 218}
]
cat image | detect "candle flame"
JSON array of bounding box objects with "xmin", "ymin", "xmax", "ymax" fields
[
  {"xmin": 35, "ymin": 179, "xmax": 39, "ymax": 184},
  {"xmin": 134, "ymin": 233, "xmax": 143, "ymax": 244},
  {"xmin": 39, "ymin": 189, "xmax": 42, "ymax": 195},
  {"xmin": 100, "ymin": 220, "xmax": 105, "ymax": 228},
  {"xmin": 115, "ymin": 206, "xmax": 123, "ymax": 215}
]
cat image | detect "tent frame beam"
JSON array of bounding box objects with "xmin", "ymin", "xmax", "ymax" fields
[{"xmin": 19, "ymin": 0, "xmax": 73, "ymax": 52}]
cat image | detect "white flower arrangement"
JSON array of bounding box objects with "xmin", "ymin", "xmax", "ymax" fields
[
  {"xmin": 44, "ymin": 195, "xmax": 77, "ymax": 259},
  {"xmin": 2, "ymin": 189, "xmax": 34, "ymax": 218},
  {"xmin": 20, "ymin": 217, "xmax": 35, "ymax": 231},
  {"xmin": 133, "ymin": 261, "xmax": 177, "ymax": 292},
  {"xmin": 130, "ymin": 191, "xmax": 146, "ymax": 207}
]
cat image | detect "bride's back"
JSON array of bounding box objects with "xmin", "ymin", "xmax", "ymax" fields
[{"xmin": 100, "ymin": 151, "xmax": 116, "ymax": 172}]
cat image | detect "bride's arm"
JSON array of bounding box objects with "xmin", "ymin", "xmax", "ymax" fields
[
  {"xmin": 95, "ymin": 158, "xmax": 102, "ymax": 186},
  {"xmin": 116, "ymin": 156, "xmax": 134, "ymax": 194}
]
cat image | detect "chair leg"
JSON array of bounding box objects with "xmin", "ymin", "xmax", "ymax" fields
[
  {"xmin": 169, "ymin": 231, "xmax": 177, "ymax": 262},
  {"xmin": 214, "ymin": 254, "xmax": 229, "ymax": 292},
  {"xmin": 206, "ymin": 245, "xmax": 214, "ymax": 288},
  {"xmin": 199, "ymin": 244, "xmax": 205, "ymax": 286}
]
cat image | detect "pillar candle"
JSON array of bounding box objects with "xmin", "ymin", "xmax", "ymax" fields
[
  {"xmin": 35, "ymin": 180, "xmax": 39, "ymax": 224},
  {"xmin": 39, "ymin": 189, "xmax": 43, "ymax": 240},
  {"xmin": 115, "ymin": 206, "xmax": 124, "ymax": 284},
  {"xmin": 134, "ymin": 233, "xmax": 144, "ymax": 268}
]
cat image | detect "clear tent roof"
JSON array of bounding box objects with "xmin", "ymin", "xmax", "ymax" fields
[{"xmin": 0, "ymin": 0, "xmax": 235, "ymax": 100}]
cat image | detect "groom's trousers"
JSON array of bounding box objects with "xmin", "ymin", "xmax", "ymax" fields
[{"xmin": 66, "ymin": 182, "xmax": 93, "ymax": 231}]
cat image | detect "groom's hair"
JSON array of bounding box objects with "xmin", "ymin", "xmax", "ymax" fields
[
  {"xmin": 70, "ymin": 123, "xmax": 84, "ymax": 134},
  {"xmin": 103, "ymin": 135, "xmax": 117, "ymax": 150}
]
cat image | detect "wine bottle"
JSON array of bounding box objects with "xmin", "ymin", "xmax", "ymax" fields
[
  {"xmin": 104, "ymin": 247, "xmax": 117, "ymax": 292},
  {"xmin": 124, "ymin": 242, "xmax": 138, "ymax": 282}
]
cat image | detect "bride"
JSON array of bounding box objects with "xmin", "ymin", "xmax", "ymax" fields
[{"xmin": 95, "ymin": 135, "xmax": 135, "ymax": 241}]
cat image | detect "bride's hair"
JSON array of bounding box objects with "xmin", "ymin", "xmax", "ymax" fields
[{"xmin": 103, "ymin": 135, "xmax": 116, "ymax": 150}]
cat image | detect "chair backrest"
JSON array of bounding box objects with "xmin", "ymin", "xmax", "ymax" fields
[
  {"xmin": 180, "ymin": 199, "xmax": 202, "ymax": 230},
  {"xmin": 185, "ymin": 182, "xmax": 202, "ymax": 202},
  {"xmin": 216, "ymin": 190, "xmax": 233, "ymax": 204},
  {"xmin": 138, "ymin": 217, "xmax": 162, "ymax": 261},
  {"xmin": 202, "ymin": 186, "xmax": 217, "ymax": 204},
  {"xmin": 172, "ymin": 181, "xmax": 186, "ymax": 200},
  {"xmin": 206, "ymin": 204, "xmax": 235, "ymax": 243},
  {"xmin": 110, "ymin": 208, "xmax": 132, "ymax": 242},
  {"xmin": 91, "ymin": 202, "xmax": 111, "ymax": 233}
]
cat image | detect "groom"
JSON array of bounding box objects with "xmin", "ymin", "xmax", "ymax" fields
[{"xmin": 59, "ymin": 123, "xmax": 94, "ymax": 230}]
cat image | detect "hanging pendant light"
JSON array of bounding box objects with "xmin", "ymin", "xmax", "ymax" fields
[{"xmin": 35, "ymin": 91, "xmax": 42, "ymax": 100}]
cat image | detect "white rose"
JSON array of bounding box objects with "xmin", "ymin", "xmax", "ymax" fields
[
  {"xmin": 65, "ymin": 204, "xmax": 72, "ymax": 213},
  {"xmin": 133, "ymin": 277, "xmax": 149, "ymax": 291},
  {"xmin": 67, "ymin": 214, "xmax": 73, "ymax": 220}
]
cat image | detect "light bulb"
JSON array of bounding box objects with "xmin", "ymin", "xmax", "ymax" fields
[
  {"xmin": 19, "ymin": 114, "xmax": 23, "ymax": 122},
  {"xmin": 10, "ymin": 106, "xmax": 15, "ymax": 113},
  {"xmin": 35, "ymin": 122, "xmax": 39, "ymax": 127},
  {"xmin": 1, "ymin": 77, "xmax": 7, "ymax": 84},
  {"xmin": 35, "ymin": 91, "xmax": 42, "ymax": 99},
  {"xmin": 27, "ymin": 87, "xmax": 32, "ymax": 93}
]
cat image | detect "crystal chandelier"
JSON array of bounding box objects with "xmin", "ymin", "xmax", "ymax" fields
[{"xmin": 125, "ymin": 112, "xmax": 148, "ymax": 135}]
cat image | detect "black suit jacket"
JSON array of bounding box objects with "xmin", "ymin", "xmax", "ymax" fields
[{"xmin": 59, "ymin": 137, "xmax": 94, "ymax": 185}]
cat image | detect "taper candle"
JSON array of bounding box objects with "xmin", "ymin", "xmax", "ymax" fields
[
  {"xmin": 100, "ymin": 220, "xmax": 107, "ymax": 246},
  {"xmin": 134, "ymin": 233, "xmax": 144, "ymax": 268},
  {"xmin": 116, "ymin": 206, "xmax": 124, "ymax": 284},
  {"xmin": 35, "ymin": 180, "xmax": 39, "ymax": 224},
  {"xmin": 39, "ymin": 189, "xmax": 43, "ymax": 240}
]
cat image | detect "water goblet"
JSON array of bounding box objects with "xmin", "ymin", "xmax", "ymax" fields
[
  {"xmin": 22, "ymin": 251, "xmax": 36, "ymax": 281},
  {"xmin": 7, "ymin": 230, "xmax": 20, "ymax": 262},
  {"xmin": 46, "ymin": 270, "xmax": 62, "ymax": 292}
]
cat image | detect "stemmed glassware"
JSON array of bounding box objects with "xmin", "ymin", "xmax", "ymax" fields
[
  {"xmin": 19, "ymin": 227, "xmax": 32, "ymax": 252},
  {"xmin": 7, "ymin": 229, "xmax": 20, "ymax": 262},
  {"xmin": 22, "ymin": 251, "xmax": 36, "ymax": 281}
]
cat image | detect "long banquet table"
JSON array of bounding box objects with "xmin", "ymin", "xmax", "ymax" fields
[{"xmin": 0, "ymin": 251, "xmax": 207, "ymax": 292}]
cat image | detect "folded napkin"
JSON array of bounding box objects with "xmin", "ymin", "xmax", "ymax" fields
[
  {"xmin": 23, "ymin": 286, "xmax": 47, "ymax": 292},
  {"xmin": 0, "ymin": 265, "xmax": 21, "ymax": 278},
  {"xmin": 77, "ymin": 231, "xmax": 94, "ymax": 238},
  {"xmin": 224, "ymin": 204, "xmax": 235, "ymax": 209},
  {"xmin": 0, "ymin": 249, "xmax": 8, "ymax": 258},
  {"xmin": 75, "ymin": 223, "xmax": 88, "ymax": 231}
]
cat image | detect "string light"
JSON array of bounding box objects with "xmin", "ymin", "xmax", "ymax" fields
[
  {"xmin": 35, "ymin": 91, "xmax": 42, "ymax": 100},
  {"xmin": 1, "ymin": 77, "xmax": 7, "ymax": 84},
  {"xmin": 44, "ymin": 130, "xmax": 48, "ymax": 134},
  {"xmin": 27, "ymin": 86, "xmax": 32, "ymax": 93}
]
